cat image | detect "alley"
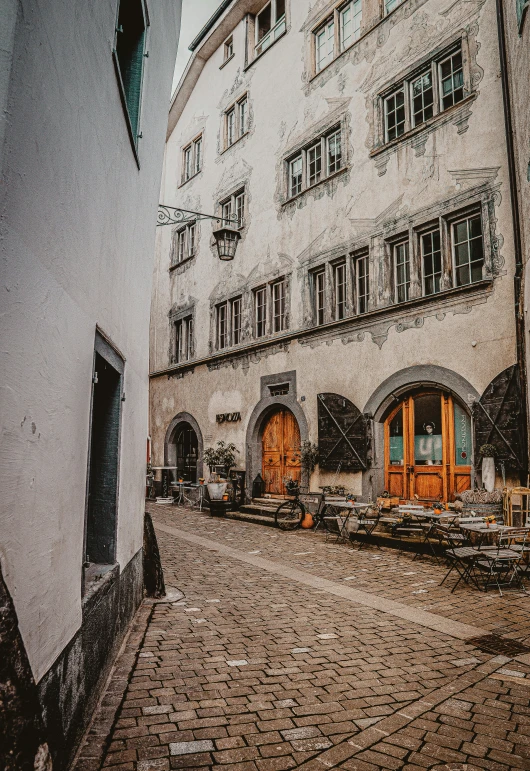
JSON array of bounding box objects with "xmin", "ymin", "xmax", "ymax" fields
[{"xmin": 89, "ymin": 504, "xmax": 530, "ymax": 771}]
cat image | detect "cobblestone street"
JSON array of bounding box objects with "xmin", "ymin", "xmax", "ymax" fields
[{"xmin": 91, "ymin": 504, "xmax": 530, "ymax": 771}]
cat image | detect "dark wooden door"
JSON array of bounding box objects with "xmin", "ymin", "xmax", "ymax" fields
[{"xmin": 262, "ymin": 409, "xmax": 301, "ymax": 494}]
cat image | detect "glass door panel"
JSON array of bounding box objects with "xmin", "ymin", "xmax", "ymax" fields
[{"xmin": 413, "ymin": 394, "xmax": 443, "ymax": 465}]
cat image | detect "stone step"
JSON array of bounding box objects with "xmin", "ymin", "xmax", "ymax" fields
[
  {"xmin": 252, "ymin": 497, "xmax": 288, "ymax": 506},
  {"xmin": 239, "ymin": 504, "xmax": 277, "ymax": 518},
  {"xmin": 216, "ymin": 509, "xmax": 277, "ymax": 528}
]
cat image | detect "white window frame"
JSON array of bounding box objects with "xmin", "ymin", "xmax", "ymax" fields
[
  {"xmin": 327, "ymin": 129, "xmax": 342, "ymax": 175},
  {"xmin": 314, "ymin": 268, "xmax": 326, "ymax": 325},
  {"xmin": 438, "ymin": 49, "xmax": 464, "ymax": 111},
  {"xmin": 394, "ymin": 241, "xmax": 410, "ymax": 303},
  {"xmin": 333, "ymin": 261, "xmax": 347, "ymax": 320},
  {"xmin": 255, "ymin": 0, "xmax": 287, "ymax": 58},
  {"xmin": 410, "ymin": 69, "xmax": 434, "ymax": 128},
  {"xmin": 315, "ymin": 17, "xmax": 335, "ymax": 73},
  {"xmin": 286, "ymin": 125, "xmax": 343, "ymax": 200},
  {"xmin": 254, "ymin": 286, "xmax": 267, "ymax": 338},
  {"xmin": 451, "ymin": 212, "xmax": 484, "ymax": 288},
  {"xmin": 231, "ymin": 296, "xmax": 242, "ymax": 345},
  {"xmin": 224, "ymin": 94, "xmax": 249, "ymax": 149},
  {"xmin": 226, "ymin": 108, "xmax": 235, "ymax": 147},
  {"xmin": 340, "ymin": 0, "xmax": 362, "ymax": 52},
  {"xmin": 289, "ymin": 154, "xmax": 303, "ymax": 197},
  {"xmin": 219, "ymin": 188, "xmax": 246, "ymax": 229},
  {"xmin": 173, "ymin": 222, "xmax": 197, "ymax": 266},
  {"xmin": 182, "ymin": 135, "xmax": 203, "ymax": 182},
  {"xmin": 224, "ymin": 36, "xmax": 234, "ymax": 61},
  {"xmin": 384, "ymin": 87, "xmax": 406, "ymax": 143},
  {"xmin": 174, "ymin": 315, "xmax": 193, "ymax": 363},
  {"xmin": 355, "ymin": 252, "xmax": 369, "ymax": 314},
  {"xmin": 314, "ymin": 2, "xmax": 362, "ymax": 75},
  {"xmin": 217, "ymin": 303, "xmax": 228, "ymax": 350},
  {"xmin": 239, "ymin": 97, "xmax": 248, "ymax": 137},
  {"xmin": 420, "ymin": 228, "xmax": 442, "ymax": 296},
  {"xmin": 307, "ymin": 140, "xmax": 322, "ymax": 187},
  {"xmin": 272, "ymin": 278, "xmax": 287, "ymax": 333}
]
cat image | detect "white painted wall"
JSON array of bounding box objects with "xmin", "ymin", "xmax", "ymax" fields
[{"xmin": 0, "ymin": 0, "xmax": 181, "ymax": 682}]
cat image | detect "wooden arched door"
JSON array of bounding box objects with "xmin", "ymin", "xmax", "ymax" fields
[
  {"xmin": 262, "ymin": 409, "xmax": 301, "ymax": 495},
  {"xmin": 385, "ymin": 391, "xmax": 471, "ymax": 502}
]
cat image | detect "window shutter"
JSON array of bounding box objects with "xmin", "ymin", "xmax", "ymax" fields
[
  {"xmin": 317, "ymin": 393, "xmax": 370, "ymax": 471},
  {"xmin": 472, "ymin": 364, "xmax": 524, "ymax": 470},
  {"xmin": 517, "ymin": 0, "xmax": 529, "ymax": 28}
]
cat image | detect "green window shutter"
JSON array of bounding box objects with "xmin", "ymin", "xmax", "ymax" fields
[
  {"xmin": 116, "ymin": 0, "xmax": 146, "ymax": 141},
  {"xmin": 517, "ymin": 0, "xmax": 529, "ymax": 29}
]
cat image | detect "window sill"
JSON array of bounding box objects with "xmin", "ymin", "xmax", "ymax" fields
[
  {"xmin": 221, "ymin": 131, "xmax": 250, "ymax": 155},
  {"xmin": 371, "ymin": 94, "xmax": 477, "ymax": 158},
  {"xmin": 282, "ymin": 165, "xmax": 349, "ymax": 206},
  {"xmin": 244, "ymin": 28, "xmax": 287, "ymax": 72},
  {"xmin": 169, "ymin": 255, "xmax": 195, "ymax": 271},
  {"xmin": 178, "ymin": 170, "xmax": 202, "ymax": 189},
  {"xmin": 220, "ymin": 53, "xmax": 235, "ymax": 69}
]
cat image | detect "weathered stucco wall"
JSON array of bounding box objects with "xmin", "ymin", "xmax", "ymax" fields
[
  {"xmin": 150, "ymin": 0, "xmax": 519, "ymax": 493},
  {"xmin": 0, "ymin": 0, "xmax": 180, "ymax": 685}
]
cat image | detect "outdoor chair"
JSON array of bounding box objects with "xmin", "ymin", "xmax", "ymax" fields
[
  {"xmin": 440, "ymin": 542, "xmax": 481, "ymax": 592},
  {"xmin": 349, "ymin": 505, "xmax": 381, "ymax": 550},
  {"xmin": 471, "ymin": 531, "xmax": 528, "ymax": 596}
]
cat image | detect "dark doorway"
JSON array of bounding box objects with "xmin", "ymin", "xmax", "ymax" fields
[
  {"xmin": 175, "ymin": 422, "xmax": 198, "ymax": 482},
  {"xmin": 86, "ymin": 352, "xmax": 122, "ymax": 565}
]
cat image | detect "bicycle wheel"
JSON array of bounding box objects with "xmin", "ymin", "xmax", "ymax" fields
[{"xmin": 275, "ymin": 500, "xmax": 304, "ymax": 531}]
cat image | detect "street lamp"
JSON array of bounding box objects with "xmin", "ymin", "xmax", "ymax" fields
[{"xmin": 157, "ymin": 205, "xmax": 241, "ymax": 262}]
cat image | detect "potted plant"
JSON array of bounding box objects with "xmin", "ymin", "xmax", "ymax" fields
[
  {"xmin": 479, "ymin": 444, "xmax": 497, "ymax": 493},
  {"xmin": 203, "ymin": 441, "xmax": 238, "ymax": 477},
  {"xmin": 295, "ymin": 441, "xmax": 319, "ymax": 473},
  {"xmin": 283, "ymin": 476, "xmax": 300, "ymax": 495}
]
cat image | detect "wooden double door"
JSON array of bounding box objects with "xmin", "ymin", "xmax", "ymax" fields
[
  {"xmin": 385, "ymin": 391, "xmax": 471, "ymax": 502},
  {"xmin": 262, "ymin": 408, "xmax": 301, "ymax": 495}
]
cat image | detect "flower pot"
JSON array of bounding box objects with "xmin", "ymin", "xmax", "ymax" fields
[{"xmin": 482, "ymin": 456, "xmax": 495, "ymax": 493}]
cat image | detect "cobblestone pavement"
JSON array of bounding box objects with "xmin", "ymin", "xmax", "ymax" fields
[{"xmin": 96, "ymin": 504, "xmax": 530, "ymax": 771}]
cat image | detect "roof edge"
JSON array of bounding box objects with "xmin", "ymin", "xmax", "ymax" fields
[{"xmin": 189, "ymin": 0, "xmax": 235, "ymax": 51}]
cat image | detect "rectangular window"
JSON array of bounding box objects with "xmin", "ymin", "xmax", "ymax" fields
[
  {"xmin": 174, "ymin": 316, "xmax": 193, "ymax": 363},
  {"xmin": 439, "ymin": 50, "xmax": 464, "ymax": 110},
  {"xmin": 255, "ymin": 286, "xmax": 267, "ymax": 337},
  {"xmin": 188, "ymin": 223, "xmax": 196, "ymax": 257},
  {"xmin": 340, "ymin": 0, "xmax": 362, "ymax": 51},
  {"xmin": 334, "ymin": 262, "xmax": 347, "ymax": 320},
  {"xmin": 355, "ymin": 253, "xmax": 369, "ymax": 314},
  {"xmin": 184, "ymin": 146, "xmax": 192, "ymax": 181},
  {"xmin": 314, "ymin": 269, "xmax": 326, "ymax": 326},
  {"xmin": 255, "ymin": 0, "xmax": 286, "ymax": 56},
  {"xmin": 453, "ymin": 214, "xmax": 484, "ymax": 287},
  {"xmin": 221, "ymin": 200, "xmax": 232, "ymax": 226},
  {"xmin": 272, "ymin": 279, "xmax": 286, "ymax": 332},
  {"xmin": 224, "ymin": 36, "xmax": 233, "ymax": 60},
  {"xmin": 307, "ymin": 141, "xmax": 322, "ymax": 186},
  {"xmin": 327, "ymin": 129, "xmax": 342, "ymax": 174},
  {"xmin": 315, "ymin": 18, "xmax": 335, "ymax": 72},
  {"xmin": 421, "ymin": 229, "xmax": 442, "ymax": 295},
  {"xmin": 114, "ymin": 0, "xmax": 147, "ymax": 146},
  {"xmin": 217, "ymin": 303, "xmax": 228, "ymax": 350},
  {"xmin": 235, "ymin": 191, "xmax": 245, "ymax": 227},
  {"xmin": 239, "ymin": 97, "xmax": 248, "ymax": 136},
  {"xmin": 194, "ymin": 137, "xmax": 202, "ymax": 173},
  {"xmin": 227, "ymin": 108, "xmax": 235, "ymax": 146},
  {"xmin": 289, "ymin": 154, "xmax": 303, "ymax": 197},
  {"xmin": 231, "ymin": 297, "xmax": 242, "ymax": 345},
  {"xmin": 384, "ymin": 89, "xmax": 406, "ymax": 142},
  {"xmin": 177, "ymin": 229, "xmax": 186, "ymax": 263},
  {"xmin": 394, "ymin": 242, "xmax": 410, "ymax": 303},
  {"xmin": 410, "ymin": 70, "xmax": 434, "ymax": 127}
]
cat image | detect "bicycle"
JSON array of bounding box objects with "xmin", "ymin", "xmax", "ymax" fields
[{"xmin": 275, "ymin": 487, "xmax": 327, "ymax": 531}]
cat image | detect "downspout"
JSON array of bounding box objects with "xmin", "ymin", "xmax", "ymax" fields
[{"xmin": 496, "ymin": 0, "xmax": 528, "ymax": 484}]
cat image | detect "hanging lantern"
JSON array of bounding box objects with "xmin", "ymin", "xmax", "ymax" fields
[{"xmin": 213, "ymin": 224, "xmax": 241, "ymax": 261}]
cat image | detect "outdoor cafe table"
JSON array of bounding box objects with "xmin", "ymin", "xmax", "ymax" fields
[
  {"xmin": 458, "ymin": 523, "xmax": 530, "ymax": 549},
  {"xmin": 323, "ymin": 501, "xmax": 369, "ymax": 542}
]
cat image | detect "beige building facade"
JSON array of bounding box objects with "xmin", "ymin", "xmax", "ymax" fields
[{"xmin": 150, "ymin": 0, "xmax": 527, "ymax": 505}]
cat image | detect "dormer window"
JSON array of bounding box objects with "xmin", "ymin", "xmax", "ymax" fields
[{"xmin": 224, "ymin": 36, "xmax": 233, "ymax": 61}]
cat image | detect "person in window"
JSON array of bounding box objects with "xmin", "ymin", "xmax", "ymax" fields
[{"xmin": 417, "ymin": 422, "xmax": 442, "ymax": 465}]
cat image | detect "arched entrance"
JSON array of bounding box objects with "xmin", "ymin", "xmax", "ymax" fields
[
  {"xmin": 165, "ymin": 412, "xmax": 203, "ymax": 484},
  {"xmin": 384, "ymin": 389, "xmax": 471, "ymax": 501},
  {"xmin": 261, "ymin": 408, "xmax": 301, "ymax": 494}
]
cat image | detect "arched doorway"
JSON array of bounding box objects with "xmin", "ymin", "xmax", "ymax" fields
[
  {"xmin": 385, "ymin": 390, "xmax": 471, "ymax": 501},
  {"xmin": 261, "ymin": 408, "xmax": 301, "ymax": 495},
  {"xmin": 174, "ymin": 422, "xmax": 198, "ymax": 482}
]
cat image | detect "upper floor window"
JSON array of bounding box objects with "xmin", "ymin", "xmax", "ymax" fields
[
  {"xmin": 216, "ymin": 297, "xmax": 242, "ymax": 350},
  {"xmin": 394, "ymin": 241, "xmax": 410, "ymax": 303},
  {"xmin": 382, "ymin": 44, "xmax": 466, "ymax": 145},
  {"xmin": 224, "ymin": 36, "xmax": 234, "ymax": 61},
  {"xmin": 174, "ymin": 316, "xmax": 193, "ymax": 363},
  {"xmin": 452, "ymin": 214, "xmax": 483, "ymax": 287},
  {"xmin": 333, "ymin": 261, "xmax": 347, "ymax": 320},
  {"xmin": 224, "ymin": 95, "xmax": 249, "ymax": 149},
  {"xmin": 421, "ymin": 229, "xmax": 442, "ymax": 295},
  {"xmin": 286, "ymin": 126, "xmax": 343, "ymax": 200},
  {"xmin": 314, "ymin": 1, "xmax": 362, "ymax": 74},
  {"xmin": 355, "ymin": 252, "xmax": 369, "ymax": 314},
  {"xmin": 255, "ymin": 0, "xmax": 286, "ymax": 58},
  {"xmin": 114, "ymin": 0, "xmax": 148, "ymax": 152},
  {"xmin": 182, "ymin": 135, "xmax": 203, "ymax": 182},
  {"xmin": 313, "ymin": 268, "xmax": 326, "ymax": 325},
  {"xmin": 172, "ymin": 222, "xmax": 196, "ymax": 266},
  {"xmin": 231, "ymin": 297, "xmax": 242, "ymax": 345},
  {"xmin": 272, "ymin": 279, "xmax": 287, "ymax": 332},
  {"xmin": 219, "ymin": 188, "xmax": 246, "ymax": 228},
  {"xmin": 254, "ymin": 286, "xmax": 267, "ymax": 338},
  {"xmin": 385, "ymin": 0, "xmax": 404, "ymax": 13}
]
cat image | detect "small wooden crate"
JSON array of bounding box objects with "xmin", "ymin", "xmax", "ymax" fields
[{"xmin": 503, "ymin": 487, "xmax": 530, "ymax": 526}]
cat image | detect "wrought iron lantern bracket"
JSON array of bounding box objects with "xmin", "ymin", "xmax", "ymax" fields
[{"xmin": 157, "ymin": 205, "xmax": 238, "ymax": 228}]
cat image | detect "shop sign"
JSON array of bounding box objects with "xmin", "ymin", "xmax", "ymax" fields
[{"xmin": 216, "ymin": 412, "xmax": 241, "ymax": 424}]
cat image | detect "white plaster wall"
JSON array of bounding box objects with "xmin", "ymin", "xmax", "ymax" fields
[
  {"xmin": 0, "ymin": 0, "xmax": 181, "ymax": 682},
  {"xmin": 150, "ymin": 0, "xmax": 518, "ymax": 488}
]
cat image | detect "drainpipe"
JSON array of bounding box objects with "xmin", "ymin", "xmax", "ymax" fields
[{"xmin": 496, "ymin": 0, "xmax": 528, "ymax": 484}]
